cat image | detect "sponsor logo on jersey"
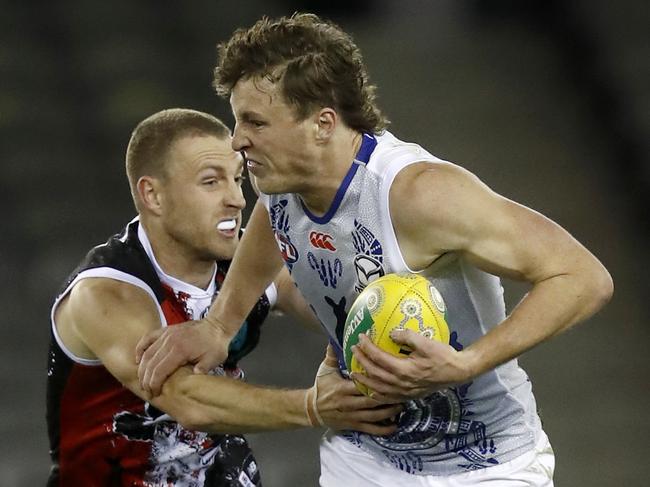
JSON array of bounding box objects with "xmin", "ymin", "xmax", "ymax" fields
[{"xmin": 309, "ymin": 231, "xmax": 336, "ymax": 251}]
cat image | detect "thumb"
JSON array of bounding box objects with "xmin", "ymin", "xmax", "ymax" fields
[
  {"xmin": 317, "ymin": 345, "xmax": 340, "ymax": 378},
  {"xmin": 193, "ymin": 353, "xmax": 220, "ymax": 374},
  {"xmin": 323, "ymin": 344, "xmax": 339, "ymax": 368}
]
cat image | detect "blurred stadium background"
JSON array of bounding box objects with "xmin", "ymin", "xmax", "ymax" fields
[{"xmin": 1, "ymin": 0, "xmax": 648, "ymax": 485}]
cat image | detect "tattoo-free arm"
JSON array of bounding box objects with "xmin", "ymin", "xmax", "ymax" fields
[
  {"xmin": 61, "ymin": 278, "xmax": 400, "ymax": 434},
  {"xmin": 353, "ymin": 161, "xmax": 613, "ymax": 399}
]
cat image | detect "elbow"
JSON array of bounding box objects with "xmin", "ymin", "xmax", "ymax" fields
[
  {"xmin": 583, "ymin": 261, "xmax": 614, "ymax": 313},
  {"xmin": 596, "ymin": 267, "xmax": 614, "ymax": 307}
]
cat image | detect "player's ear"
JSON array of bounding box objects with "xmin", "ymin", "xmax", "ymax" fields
[
  {"xmin": 137, "ymin": 176, "xmax": 164, "ymax": 216},
  {"xmin": 314, "ymin": 107, "xmax": 336, "ymax": 143}
]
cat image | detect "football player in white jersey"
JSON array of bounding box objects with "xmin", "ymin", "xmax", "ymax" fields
[{"xmin": 136, "ymin": 15, "xmax": 613, "ymax": 486}]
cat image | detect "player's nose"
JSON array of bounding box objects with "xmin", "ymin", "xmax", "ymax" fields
[
  {"xmin": 232, "ymin": 124, "xmax": 250, "ymax": 152},
  {"xmin": 225, "ymin": 181, "xmax": 246, "ymax": 210}
]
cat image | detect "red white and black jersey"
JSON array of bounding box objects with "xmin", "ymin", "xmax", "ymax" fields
[{"xmin": 46, "ymin": 218, "xmax": 274, "ymax": 487}]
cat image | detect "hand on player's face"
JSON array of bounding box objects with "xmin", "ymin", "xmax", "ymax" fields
[
  {"xmin": 350, "ymin": 330, "xmax": 470, "ymax": 403},
  {"xmin": 313, "ymin": 348, "xmax": 403, "ymax": 436},
  {"xmin": 135, "ymin": 319, "xmax": 229, "ymax": 396}
]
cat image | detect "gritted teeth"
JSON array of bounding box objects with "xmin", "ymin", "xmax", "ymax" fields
[{"xmin": 217, "ymin": 219, "xmax": 237, "ymax": 231}]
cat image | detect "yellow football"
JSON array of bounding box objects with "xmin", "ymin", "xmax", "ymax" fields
[{"xmin": 342, "ymin": 273, "xmax": 450, "ymax": 396}]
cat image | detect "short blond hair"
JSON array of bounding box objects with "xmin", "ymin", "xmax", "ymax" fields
[{"xmin": 125, "ymin": 108, "xmax": 230, "ymax": 209}]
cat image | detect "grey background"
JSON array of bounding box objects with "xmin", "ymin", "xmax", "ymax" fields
[{"xmin": 2, "ymin": 0, "xmax": 648, "ymax": 485}]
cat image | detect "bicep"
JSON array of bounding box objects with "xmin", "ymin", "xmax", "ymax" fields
[
  {"xmin": 461, "ymin": 196, "xmax": 584, "ymax": 282},
  {"xmin": 396, "ymin": 163, "xmax": 587, "ymax": 283},
  {"xmin": 66, "ymin": 279, "xmax": 165, "ymax": 391}
]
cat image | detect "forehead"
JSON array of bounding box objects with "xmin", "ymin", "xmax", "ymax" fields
[
  {"xmin": 168, "ymin": 134, "xmax": 243, "ymax": 172},
  {"xmin": 229, "ymin": 76, "xmax": 294, "ymax": 119}
]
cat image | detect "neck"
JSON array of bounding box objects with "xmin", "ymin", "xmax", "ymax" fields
[
  {"xmin": 300, "ymin": 129, "xmax": 363, "ymax": 216},
  {"xmin": 139, "ymin": 218, "xmax": 216, "ymax": 290}
]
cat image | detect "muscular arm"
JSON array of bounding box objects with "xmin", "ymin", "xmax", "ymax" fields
[
  {"xmin": 205, "ymin": 199, "xmax": 285, "ymax": 335},
  {"xmin": 59, "ymin": 278, "xmax": 399, "ymax": 434},
  {"xmin": 353, "ymin": 161, "xmax": 613, "ymax": 397}
]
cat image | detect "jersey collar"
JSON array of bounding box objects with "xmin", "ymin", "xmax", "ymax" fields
[{"xmin": 300, "ymin": 133, "xmax": 377, "ymax": 224}]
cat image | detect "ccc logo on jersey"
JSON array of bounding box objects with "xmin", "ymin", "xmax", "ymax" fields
[{"xmin": 309, "ymin": 231, "xmax": 336, "ymax": 251}]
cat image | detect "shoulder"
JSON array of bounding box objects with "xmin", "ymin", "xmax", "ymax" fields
[
  {"xmin": 65, "ymin": 277, "xmax": 157, "ymax": 324},
  {"xmin": 389, "ymin": 161, "xmax": 505, "ymax": 266},
  {"xmin": 65, "ymin": 220, "xmax": 162, "ymax": 300},
  {"xmin": 391, "ymin": 160, "xmax": 493, "ymax": 219},
  {"xmin": 55, "ymin": 276, "xmax": 161, "ymax": 362},
  {"xmin": 367, "ymin": 131, "xmax": 443, "ymax": 177}
]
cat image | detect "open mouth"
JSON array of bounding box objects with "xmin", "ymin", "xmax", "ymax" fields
[
  {"xmin": 245, "ymin": 157, "xmax": 261, "ymax": 172},
  {"xmin": 217, "ymin": 219, "xmax": 237, "ymax": 234}
]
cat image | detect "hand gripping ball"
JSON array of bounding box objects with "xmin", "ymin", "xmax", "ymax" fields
[{"xmin": 342, "ymin": 273, "xmax": 450, "ymax": 396}]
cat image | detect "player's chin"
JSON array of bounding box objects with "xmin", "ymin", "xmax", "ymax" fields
[
  {"xmin": 210, "ymin": 240, "xmax": 238, "ymax": 261},
  {"xmin": 255, "ymin": 177, "xmax": 286, "ymax": 195}
]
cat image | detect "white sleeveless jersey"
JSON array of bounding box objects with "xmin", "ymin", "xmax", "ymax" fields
[{"xmin": 259, "ymin": 131, "xmax": 543, "ymax": 476}]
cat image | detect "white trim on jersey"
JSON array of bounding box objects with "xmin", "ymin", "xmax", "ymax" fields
[
  {"xmin": 370, "ymin": 132, "xmax": 445, "ymax": 274},
  {"xmin": 50, "ymin": 267, "xmax": 167, "ymax": 366}
]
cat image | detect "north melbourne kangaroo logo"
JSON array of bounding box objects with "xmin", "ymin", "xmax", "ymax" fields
[
  {"xmin": 351, "ymin": 219, "xmax": 385, "ymax": 291},
  {"xmin": 309, "ymin": 231, "xmax": 336, "ymax": 251},
  {"xmin": 325, "ymin": 295, "xmax": 348, "ymax": 346}
]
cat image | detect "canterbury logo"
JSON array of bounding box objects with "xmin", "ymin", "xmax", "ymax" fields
[{"xmin": 309, "ymin": 231, "xmax": 336, "ymax": 251}]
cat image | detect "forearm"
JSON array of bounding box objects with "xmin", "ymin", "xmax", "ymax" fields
[
  {"xmin": 206, "ymin": 201, "xmax": 284, "ymax": 335},
  {"xmin": 159, "ymin": 371, "xmax": 310, "ymax": 434},
  {"xmin": 463, "ymin": 268, "xmax": 613, "ymax": 377}
]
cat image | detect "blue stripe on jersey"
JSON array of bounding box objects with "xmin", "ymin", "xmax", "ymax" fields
[{"xmin": 301, "ymin": 133, "xmax": 377, "ymax": 224}]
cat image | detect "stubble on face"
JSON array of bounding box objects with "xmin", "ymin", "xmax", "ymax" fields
[{"xmin": 160, "ymin": 135, "xmax": 243, "ymax": 263}]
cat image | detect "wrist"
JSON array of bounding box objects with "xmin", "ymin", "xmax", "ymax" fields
[
  {"xmin": 304, "ymin": 385, "xmax": 324, "ymax": 428},
  {"xmin": 203, "ymin": 314, "xmax": 237, "ymax": 341},
  {"xmin": 457, "ymin": 347, "xmax": 482, "ymax": 382}
]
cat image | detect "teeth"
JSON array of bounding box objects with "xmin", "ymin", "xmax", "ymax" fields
[{"xmin": 217, "ymin": 220, "xmax": 236, "ymax": 231}]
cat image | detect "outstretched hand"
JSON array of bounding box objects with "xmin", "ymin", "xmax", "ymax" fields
[
  {"xmin": 135, "ymin": 319, "xmax": 231, "ymax": 396},
  {"xmin": 351, "ymin": 329, "xmax": 473, "ymax": 403},
  {"xmin": 306, "ymin": 345, "xmax": 403, "ymax": 436}
]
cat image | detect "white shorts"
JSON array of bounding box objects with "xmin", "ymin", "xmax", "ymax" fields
[{"xmin": 319, "ymin": 431, "xmax": 554, "ymax": 487}]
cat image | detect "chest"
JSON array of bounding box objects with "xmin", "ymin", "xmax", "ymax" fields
[{"xmin": 269, "ymin": 194, "xmax": 397, "ymax": 342}]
